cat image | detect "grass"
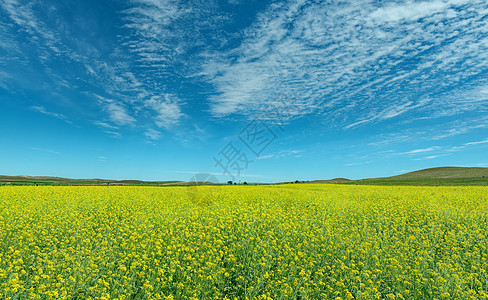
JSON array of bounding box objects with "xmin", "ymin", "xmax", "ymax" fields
[{"xmin": 347, "ymin": 167, "xmax": 488, "ymax": 186}]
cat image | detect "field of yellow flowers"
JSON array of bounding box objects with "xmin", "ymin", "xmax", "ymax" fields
[{"xmin": 1, "ymin": 184, "xmax": 487, "ymax": 299}]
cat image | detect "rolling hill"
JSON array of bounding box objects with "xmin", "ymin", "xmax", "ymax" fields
[
  {"xmin": 345, "ymin": 167, "xmax": 488, "ymax": 186},
  {"xmin": 1, "ymin": 167, "xmax": 488, "ymax": 186},
  {"xmin": 0, "ymin": 175, "xmax": 182, "ymax": 186}
]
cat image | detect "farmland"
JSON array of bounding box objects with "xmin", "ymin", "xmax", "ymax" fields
[{"xmin": 1, "ymin": 185, "xmax": 487, "ymax": 299}]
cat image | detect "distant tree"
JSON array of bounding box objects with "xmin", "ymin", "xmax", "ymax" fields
[
  {"xmin": 243, "ymin": 182, "xmax": 248, "ymax": 185},
  {"xmin": 295, "ymin": 180, "xmax": 299, "ymax": 183},
  {"xmin": 234, "ymin": 182, "xmax": 237, "ymax": 185},
  {"xmin": 227, "ymin": 180, "xmax": 233, "ymax": 185}
]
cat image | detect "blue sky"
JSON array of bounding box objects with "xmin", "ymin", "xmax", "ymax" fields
[{"xmin": 1, "ymin": 0, "xmax": 488, "ymax": 183}]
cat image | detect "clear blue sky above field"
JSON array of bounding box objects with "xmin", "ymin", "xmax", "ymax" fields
[{"xmin": 1, "ymin": 0, "xmax": 488, "ymax": 182}]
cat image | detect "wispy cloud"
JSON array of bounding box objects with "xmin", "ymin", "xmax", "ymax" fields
[
  {"xmin": 345, "ymin": 161, "xmax": 373, "ymax": 166},
  {"xmin": 1, "ymin": 0, "xmax": 188, "ymax": 136},
  {"xmin": 106, "ymin": 102, "xmax": 135, "ymax": 126},
  {"xmin": 121, "ymin": 0, "xmax": 229, "ymax": 72},
  {"xmin": 3, "ymin": 0, "xmax": 488, "ymax": 144},
  {"xmin": 395, "ymin": 169, "xmax": 412, "ymax": 174},
  {"xmin": 369, "ymin": 0, "xmax": 461, "ymax": 23},
  {"xmin": 31, "ymin": 106, "xmax": 72, "ymax": 124},
  {"xmin": 200, "ymin": 0, "xmax": 488, "ymax": 129},
  {"xmin": 414, "ymin": 154, "xmax": 449, "ymax": 160},
  {"xmin": 146, "ymin": 95, "xmax": 184, "ymax": 129},
  {"xmin": 103, "ymin": 131, "xmax": 121, "ymax": 138},
  {"xmin": 93, "ymin": 121, "xmax": 119, "ymax": 130},
  {"xmin": 30, "ymin": 147, "xmax": 60, "ymax": 155},
  {"xmin": 144, "ymin": 128, "xmax": 162, "ymax": 140},
  {"xmin": 95, "ymin": 95, "xmax": 135, "ymax": 126},
  {"xmin": 398, "ymin": 146, "xmax": 441, "ymax": 155},
  {"xmin": 257, "ymin": 149, "xmax": 304, "ymax": 160},
  {"xmin": 446, "ymin": 138, "xmax": 488, "ymax": 151},
  {"xmin": 346, "ymin": 99, "xmax": 431, "ymax": 129},
  {"xmin": 374, "ymin": 135, "xmax": 488, "ymax": 159},
  {"xmin": 107, "ymin": 0, "xmax": 229, "ymax": 131},
  {"xmin": 369, "ymin": 116, "xmax": 488, "ymax": 147},
  {"xmin": 464, "ymin": 139, "xmax": 488, "ymax": 146},
  {"xmin": 0, "ymin": 0, "xmax": 64, "ymax": 60}
]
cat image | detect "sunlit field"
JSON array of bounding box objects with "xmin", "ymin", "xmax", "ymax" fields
[{"xmin": 1, "ymin": 185, "xmax": 487, "ymax": 299}]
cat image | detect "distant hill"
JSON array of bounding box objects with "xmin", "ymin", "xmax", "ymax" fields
[
  {"xmin": 349, "ymin": 167, "xmax": 488, "ymax": 186},
  {"xmin": 309, "ymin": 178, "xmax": 351, "ymax": 184},
  {"xmin": 2, "ymin": 167, "xmax": 488, "ymax": 186},
  {"xmin": 0, "ymin": 175, "xmax": 182, "ymax": 186},
  {"xmin": 385, "ymin": 167, "xmax": 488, "ymax": 179}
]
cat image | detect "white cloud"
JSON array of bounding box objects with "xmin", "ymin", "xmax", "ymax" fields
[
  {"xmin": 345, "ymin": 161, "xmax": 373, "ymax": 166},
  {"xmin": 93, "ymin": 95, "xmax": 135, "ymax": 126},
  {"xmin": 106, "ymin": 102, "xmax": 135, "ymax": 125},
  {"xmin": 146, "ymin": 95, "xmax": 184, "ymax": 129},
  {"xmin": 0, "ymin": 0, "xmax": 63, "ymax": 58},
  {"xmin": 144, "ymin": 128, "xmax": 162, "ymax": 140},
  {"xmin": 84, "ymin": 63, "xmax": 186, "ymax": 131},
  {"xmin": 31, "ymin": 106, "xmax": 62, "ymax": 118},
  {"xmin": 4, "ymin": 0, "xmax": 488, "ymax": 141},
  {"xmin": 2, "ymin": 0, "xmax": 187, "ymax": 137},
  {"xmin": 464, "ymin": 139, "xmax": 488, "ymax": 146},
  {"xmin": 200, "ymin": 0, "xmax": 488, "ymax": 129},
  {"xmin": 345, "ymin": 100, "xmax": 430, "ymax": 129},
  {"xmin": 368, "ymin": 0, "xmax": 467, "ymax": 24},
  {"xmin": 257, "ymin": 149, "xmax": 304, "ymax": 160},
  {"xmin": 413, "ymin": 154, "xmax": 449, "ymax": 160},
  {"xmin": 398, "ymin": 146, "xmax": 441, "ymax": 155},
  {"xmin": 121, "ymin": 0, "xmax": 229, "ymax": 72},
  {"xmin": 30, "ymin": 147, "xmax": 61, "ymax": 155},
  {"xmin": 31, "ymin": 106, "xmax": 72, "ymax": 124},
  {"xmin": 257, "ymin": 154, "xmax": 274, "ymax": 160},
  {"xmin": 103, "ymin": 130, "xmax": 121, "ymax": 138},
  {"xmin": 93, "ymin": 121, "xmax": 119, "ymax": 130}
]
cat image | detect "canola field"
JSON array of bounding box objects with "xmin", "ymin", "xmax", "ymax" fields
[{"xmin": 1, "ymin": 184, "xmax": 487, "ymax": 299}]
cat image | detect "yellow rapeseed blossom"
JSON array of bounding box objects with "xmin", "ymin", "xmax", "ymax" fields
[{"xmin": 0, "ymin": 184, "xmax": 487, "ymax": 299}]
